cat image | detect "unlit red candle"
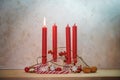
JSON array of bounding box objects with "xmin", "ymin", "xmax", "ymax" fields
[
  {"xmin": 72, "ymin": 24, "xmax": 77, "ymax": 64},
  {"xmin": 66, "ymin": 24, "xmax": 71, "ymax": 64},
  {"xmin": 52, "ymin": 24, "xmax": 57, "ymax": 62}
]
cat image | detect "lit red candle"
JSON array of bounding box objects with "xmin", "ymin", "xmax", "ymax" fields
[
  {"xmin": 42, "ymin": 17, "xmax": 47, "ymax": 64},
  {"xmin": 66, "ymin": 24, "xmax": 71, "ymax": 64},
  {"xmin": 52, "ymin": 24, "xmax": 57, "ymax": 62},
  {"xmin": 72, "ymin": 24, "xmax": 77, "ymax": 64}
]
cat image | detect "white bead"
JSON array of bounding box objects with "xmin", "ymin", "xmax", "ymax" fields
[
  {"xmin": 50, "ymin": 65, "xmax": 55, "ymax": 71},
  {"xmin": 72, "ymin": 66, "xmax": 77, "ymax": 72}
]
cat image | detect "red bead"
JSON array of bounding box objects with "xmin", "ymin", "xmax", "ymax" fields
[
  {"xmin": 76, "ymin": 70, "xmax": 81, "ymax": 73},
  {"xmin": 55, "ymin": 67, "xmax": 62, "ymax": 71},
  {"xmin": 24, "ymin": 67, "xmax": 29, "ymax": 72},
  {"xmin": 77, "ymin": 66, "xmax": 82, "ymax": 71},
  {"xmin": 48, "ymin": 50, "xmax": 53, "ymax": 54},
  {"xmin": 59, "ymin": 52, "xmax": 63, "ymax": 56}
]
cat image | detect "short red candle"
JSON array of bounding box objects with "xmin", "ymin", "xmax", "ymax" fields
[
  {"xmin": 72, "ymin": 24, "xmax": 77, "ymax": 64},
  {"xmin": 42, "ymin": 26, "xmax": 47, "ymax": 64},
  {"xmin": 66, "ymin": 24, "xmax": 71, "ymax": 64},
  {"xmin": 52, "ymin": 24, "xmax": 57, "ymax": 62}
]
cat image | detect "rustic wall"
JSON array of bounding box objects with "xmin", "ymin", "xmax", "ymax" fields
[{"xmin": 0, "ymin": 0, "xmax": 120, "ymax": 69}]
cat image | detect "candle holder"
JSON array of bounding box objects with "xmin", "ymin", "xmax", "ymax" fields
[{"xmin": 24, "ymin": 50, "xmax": 97, "ymax": 74}]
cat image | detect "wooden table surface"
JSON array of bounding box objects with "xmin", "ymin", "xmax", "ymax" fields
[{"xmin": 0, "ymin": 69, "xmax": 120, "ymax": 80}]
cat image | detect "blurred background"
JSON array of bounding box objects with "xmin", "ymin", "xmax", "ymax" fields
[{"xmin": 0, "ymin": 0, "xmax": 120, "ymax": 69}]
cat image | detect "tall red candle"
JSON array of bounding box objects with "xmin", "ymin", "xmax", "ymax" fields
[
  {"xmin": 72, "ymin": 24, "xmax": 77, "ymax": 64},
  {"xmin": 66, "ymin": 24, "xmax": 71, "ymax": 64},
  {"xmin": 52, "ymin": 24, "xmax": 57, "ymax": 62},
  {"xmin": 42, "ymin": 18, "xmax": 47, "ymax": 64}
]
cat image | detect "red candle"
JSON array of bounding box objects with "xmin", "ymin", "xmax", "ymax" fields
[
  {"xmin": 66, "ymin": 24, "xmax": 71, "ymax": 64},
  {"xmin": 72, "ymin": 24, "xmax": 77, "ymax": 64},
  {"xmin": 52, "ymin": 24, "xmax": 57, "ymax": 62},
  {"xmin": 42, "ymin": 17, "xmax": 47, "ymax": 64}
]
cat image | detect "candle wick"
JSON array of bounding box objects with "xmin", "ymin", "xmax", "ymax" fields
[
  {"xmin": 67, "ymin": 24, "xmax": 69, "ymax": 27},
  {"xmin": 74, "ymin": 23, "xmax": 76, "ymax": 26},
  {"xmin": 54, "ymin": 23, "xmax": 56, "ymax": 26}
]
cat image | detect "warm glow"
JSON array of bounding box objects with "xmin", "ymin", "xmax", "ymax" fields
[{"xmin": 43, "ymin": 17, "xmax": 46, "ymax": 26}]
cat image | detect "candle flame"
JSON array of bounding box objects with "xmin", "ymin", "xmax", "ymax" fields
[{"xmin": 43, "ymin": 17, "xmax": 46, "ymax": 26}]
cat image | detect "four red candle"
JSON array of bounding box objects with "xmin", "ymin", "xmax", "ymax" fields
[
  {"xmin": 41, "ymin": 18, "xmax": 77, "ymax": 64},
  {"xmin": 52, "ymin": 24, "xmax": 57, "ymax": 62},
  {"xmin": 66, "ymin": 24, "xmax": 71, "ymax": 64},
  {"xmin": 72, "ymin": 24, "xmax": 77, "ymax": 64}
]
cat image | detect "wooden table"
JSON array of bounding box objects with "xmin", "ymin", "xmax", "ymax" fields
[{"xmin": 0, "ymin": 69, "xmax": 120, "ymax": 80}]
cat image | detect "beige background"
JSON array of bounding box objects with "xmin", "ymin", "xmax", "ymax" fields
[{"xmin": 0, "ymin": 0, "xmax": 120, "ymax": 69}]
